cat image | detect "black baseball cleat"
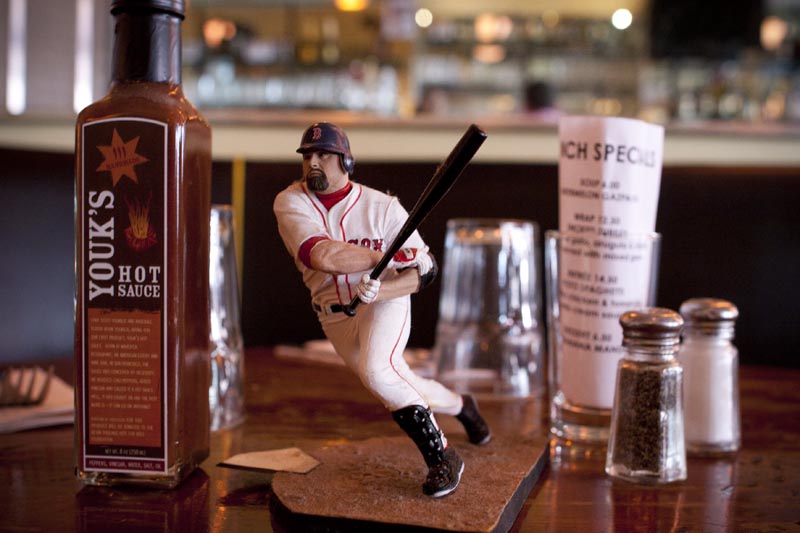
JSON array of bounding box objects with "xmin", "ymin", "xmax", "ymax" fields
[
  {"xmin": 392, "ymin": 404, "xmax": 464, "ymax": 498},
  {"xmin": 423, "ymin": 447, "xmax": 464, "ymax": 498},
  {"xmin": 456, "ymin": 394, "xmax": 492, "ymax": 445}
]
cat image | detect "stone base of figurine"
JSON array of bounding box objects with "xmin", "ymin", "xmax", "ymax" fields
[{"xmin": 270, "ymin": 434, "xmax": 549, "ymax": 532}]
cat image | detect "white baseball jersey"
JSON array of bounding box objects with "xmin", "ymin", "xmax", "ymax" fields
[
  {"xmin": 274, "ymin": 179, "xmax": 462, "ymax": 418},
  {"xmin": 274, "ymin": 180, "xmax": 426, "ymax": 306}
]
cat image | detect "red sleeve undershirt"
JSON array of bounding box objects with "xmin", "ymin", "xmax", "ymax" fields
[{"xmin": 298, "ymin": 235, "xmax": 329, "ymax": 269}]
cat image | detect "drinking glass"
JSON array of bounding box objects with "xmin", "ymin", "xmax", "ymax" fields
[
  {"xmin": 545, "ymin": 230, "xmax": 660, "ymax": 444},
  {"xmin": 209, "ymin": 205, "xmax": 244, "ymax": 431},
  {"xmin": 433, "ymin": 219, "xmax": 544, "ymax": 398}
]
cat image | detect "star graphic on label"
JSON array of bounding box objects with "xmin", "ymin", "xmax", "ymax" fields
[{"xmin": 96, "ymin": 129, "xmax": 149, "ymax": 186}]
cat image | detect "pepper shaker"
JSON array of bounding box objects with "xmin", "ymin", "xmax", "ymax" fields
[
  {"xmin": 606, "ymin": 308, "xmax": 687, "ymax": 484},
  {"xmin": 678, "ymin": 298, "xmax": 740, "ymax": 455}
]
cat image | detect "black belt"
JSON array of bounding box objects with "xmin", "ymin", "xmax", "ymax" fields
[{"xmin": 312, "ymin": 302, "xmax": 344, "ymax": 314}]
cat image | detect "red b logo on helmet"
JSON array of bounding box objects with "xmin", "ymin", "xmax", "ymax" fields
[{"xmin": 312, "ymin": 127, "xmax": 322, "ymax": 141}]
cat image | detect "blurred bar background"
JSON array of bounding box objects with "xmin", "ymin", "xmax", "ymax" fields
[{"xmin": 1, "ymin": 0, "xmax": 798, "ymax": 367}]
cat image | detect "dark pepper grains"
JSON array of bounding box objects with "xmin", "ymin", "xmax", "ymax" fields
[
  {"xmin": 611, "ymin": 364, "xmax": 666, "ymax": 472},
  {"xmin": 608, "ymin": 360, "xmax": 684, "ymax": 479}
]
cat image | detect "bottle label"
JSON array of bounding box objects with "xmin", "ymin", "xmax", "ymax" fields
[{"xmin": 80, "ymin": 118, "xmax": 168, "ymax": 474}]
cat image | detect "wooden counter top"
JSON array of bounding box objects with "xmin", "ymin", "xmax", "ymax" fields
[{"xmin": 1, "ymin": 348, "xmax": 798, "ymax": 531}]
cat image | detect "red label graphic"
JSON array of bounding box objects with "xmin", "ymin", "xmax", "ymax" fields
[{"xmin": 96, "ymin": 129, "xmax": 149, "ymax": 186}]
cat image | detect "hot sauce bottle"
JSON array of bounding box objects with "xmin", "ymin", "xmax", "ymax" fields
[{"xmin": 75, "ymin": 0, "xmax": 211, "ymax": 487}]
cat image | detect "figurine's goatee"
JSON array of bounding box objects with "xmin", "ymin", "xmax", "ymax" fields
[{"xmin": 306, "ymin": 170, "xmax": 328, "ymax": 192}]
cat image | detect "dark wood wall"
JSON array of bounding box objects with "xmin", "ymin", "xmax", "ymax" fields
[
  {"xmin": 241, "ymin": 161, "xmax": 800, "ymax": 368},
  {"xmin": 2, "ymin": 147, "xmax": 798, "ymax": 367}
]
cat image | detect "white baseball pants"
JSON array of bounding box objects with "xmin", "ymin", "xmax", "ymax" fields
[{"xmin": 319, "ymin": 297, "xmax": 463, "ymax": 417}]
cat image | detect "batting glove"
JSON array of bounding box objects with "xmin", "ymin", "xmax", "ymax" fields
[
  {"xmin": 355, "ymin": 274, "xmax": 380, "ymax": 304},
  {"xmin": 389, "ymin": 247, "xmax": 433, "ymax": 276}
]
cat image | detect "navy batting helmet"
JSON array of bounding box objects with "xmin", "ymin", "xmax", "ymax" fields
[{"xmin": 296, "ymin": 122, "xmax": 355, "ymax": 175}]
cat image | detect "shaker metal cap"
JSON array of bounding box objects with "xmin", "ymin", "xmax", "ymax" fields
[
  {"xmin": 111, "ymin": 0, "xmax": 185, "ymax": 18},
  {"xmin": 620, "ymin": 307, "xmax": 684, "ymax": 349},
  {"xmin": 680, "ymin": 297, "xmax": 738, "ymax": 337}
]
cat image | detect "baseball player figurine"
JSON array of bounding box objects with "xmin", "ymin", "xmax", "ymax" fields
[{"xmin": 274, "ymin": 122, "xmax": 491, "ymax": 498}]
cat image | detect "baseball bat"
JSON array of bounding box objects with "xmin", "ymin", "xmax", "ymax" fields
[{"xmin": 343, "ymin": 123, "xmax": 487, "ymax": 317}]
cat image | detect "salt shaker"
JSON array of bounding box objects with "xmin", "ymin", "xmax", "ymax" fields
[
  {"xmin": 678, "ymin": 298, "xmax": 740, "ymax": 455},
  {"xmin": 606, "ymin": 308, "xmax": 687, "ymax": 484}
]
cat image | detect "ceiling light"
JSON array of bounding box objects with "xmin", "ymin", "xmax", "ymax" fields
[
  {"xmin": 203, "ymin": 18, "xmax": 237, "ymax": 48},
  {"xmin": 335, "ymin": 0, "xmax": 369, "ymax": 12},
  {"xmin": 611, "ymin": 9, "xmax": 632, "ymax": 30},
  {"xmin": 761, "ymin": 16, "xmax": 788, "ymax": 51},
  {"xmin": 475, "ymin": 13, "xmax": 513, "ymax": 43},
  {"xmin": 415, "ymin": 8, "xmax": 433, "ymax": 28}
]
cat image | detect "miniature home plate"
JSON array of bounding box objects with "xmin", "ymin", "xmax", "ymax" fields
[
  {"xmin": 272, "ymin": 435, "xmax": 549, "ymax": 532},
  {"xmin": 219, "ymin": 447, "xmax": 320, "ymax": 474}
]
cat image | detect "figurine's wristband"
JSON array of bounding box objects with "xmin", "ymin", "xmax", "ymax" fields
[{"xmin": 417, "ymin": 254, "xmax": 438, "ymax": 292}]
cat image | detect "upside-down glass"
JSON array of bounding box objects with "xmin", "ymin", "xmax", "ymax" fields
[
  {"xmin": 209, "ymin": 205, "xmax": 245, "ymax": 431},
  {"xmin": 545, "ymin": 230, "xmax": 660, "ymax": 444},
  {"xmin": 433, "ymin": 219, "xmax": 545, "ymax": 398}
]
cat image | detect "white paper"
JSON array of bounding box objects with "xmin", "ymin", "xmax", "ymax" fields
[
  {"xmin": 558, "ymin": 115, "xmax": 663, "ymax": 237},
  {"xmin": 219, "ymin": 447, "xmax": 320, "ymax": 474},
  {"xmin": 556, "ymin": 234, "xmax": 657, "ymax": 409},
  {"xmin": 556, "ymin": 116, "xmax": 664, "ymax": 410},
  {"xmin": 0, "ymin": 368, "xmax": 74, "ymax": 433},
  {"xmin": 274, "ymin": 340, "xmax": 434, "ymax": 377}
]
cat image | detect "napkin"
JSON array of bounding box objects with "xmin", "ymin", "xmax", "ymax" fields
[
  {"xmin": 219, "ymin": 447, "xmax": 320, "ymax": 474},
  {"xmin": 274, "ymin": 340, "xmax": 435, "ymax": 377},
  {"xmin": 0, "ymin": 367, "xmax": 74, "ymax": 433}
]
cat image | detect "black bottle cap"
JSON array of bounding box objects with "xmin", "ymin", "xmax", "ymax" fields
[{"xmin": 111, "ymin": 0, "xmax": 185, "ymax": 18}]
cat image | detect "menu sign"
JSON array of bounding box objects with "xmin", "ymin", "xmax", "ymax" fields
[
  {"xmin": 559, "ymin": 115, "xmax": 663, "ymax": 236},
  {"xmin": 557, "ymin": 116, "xmax": 664, "ymax": 409}
]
